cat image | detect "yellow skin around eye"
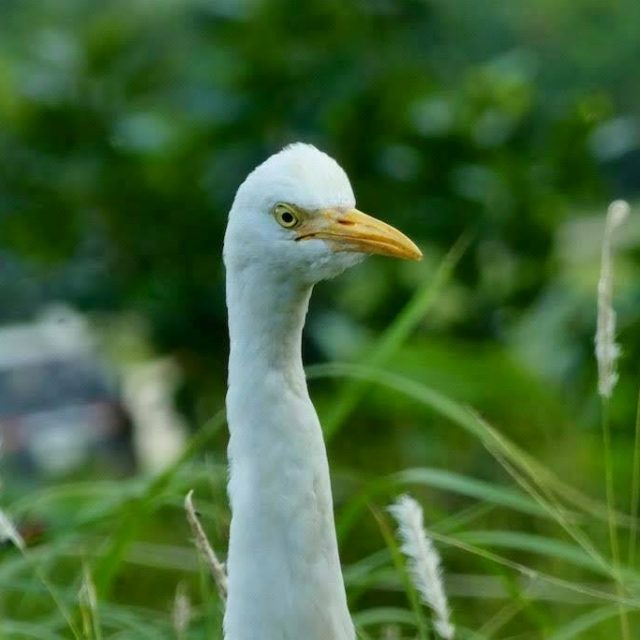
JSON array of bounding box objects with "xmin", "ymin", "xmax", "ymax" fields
[{"xmin": 274, "ymin": 203, "xmax": 301, "ymax": 228}]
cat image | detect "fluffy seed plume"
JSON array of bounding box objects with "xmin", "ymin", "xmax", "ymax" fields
[
  {"xmin": 389, "ymin": 494, "xmax": 454, "ymax": 640},
  {"xmin": 595, "ymin": 199, "xmax": 630, "ymax": 398},
  {"xmin": 184, "ymin": 490, "xmax": 227, "ymax": 602},
  {"xmin": 0, "ymin": 508, "xmax": 25, "ymax": 551},
  {"xmin": 172, "ymin": 582, "xmax": 192, "ymax": 640}
]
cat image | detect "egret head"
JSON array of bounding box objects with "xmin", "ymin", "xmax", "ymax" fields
[{"xmin": 224, "ymin": 143, "xmax": 421, "ymax": 285}]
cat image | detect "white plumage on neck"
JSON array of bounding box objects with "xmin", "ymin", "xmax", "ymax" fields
[{"xmin": 224, "ymin": 263, "xmax": 353, "ymax": 640}]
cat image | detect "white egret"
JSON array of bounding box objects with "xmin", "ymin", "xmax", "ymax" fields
[{"xmin": 223, "ymin": 143, "xmax": 421, "ymax": 640}]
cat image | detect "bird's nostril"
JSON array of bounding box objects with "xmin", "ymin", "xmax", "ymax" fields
[{"xmin": 337, "ymin": 218, "xmax": 355, "ymax": 226}]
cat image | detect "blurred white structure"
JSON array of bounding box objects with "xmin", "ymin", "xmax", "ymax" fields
[
  {"xmin": 122, "ymin": 358, "xmax": 188, "ymax": 473},
  {"xmin": 0, "ymin": 304, "xmax": 94, "ymax": 370}
]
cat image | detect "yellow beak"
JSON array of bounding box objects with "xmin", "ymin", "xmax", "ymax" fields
[{"xmin": 295, "ymin": 208, "xmax": 422, "ymax": 261}]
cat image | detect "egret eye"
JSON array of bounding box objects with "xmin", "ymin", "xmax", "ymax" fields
[{"xmin": 273, "ymin": 204, "xmax": 299, "ymax": 229}]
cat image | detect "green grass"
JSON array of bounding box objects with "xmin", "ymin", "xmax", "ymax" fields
[{"xmin": 2, "ymin": 375, "xmax": 640, "ymax": 638}]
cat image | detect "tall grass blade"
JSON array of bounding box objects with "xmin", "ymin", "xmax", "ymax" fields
[
  {"xmin": 424, "ymin": 528, "xmax": 639, "ymax": 608},
  {"xmin": 599, "ymin": 401, "xmax": 629, "ymax": 639},
  {"xmin": 311, "ymin": 363, "xmax": 620, "ymax": 579},
  {"xmin": 0, "ymin": 507, "xmax": 81, "ymax": 639},
  {"xmin": 629, "ymin": 388, "xmax": 640, "ymax": 567},
  {"xmin": 455, "ymin": 530, "xmax": 635, "ymax": 579},
  {"xmin": 91, "ymin": 409, "xmax": 226, "ymax": 598},
  {"xmin": 478, "ymin": 599, "xmax": 527, "ymax": 638},
  {"xmin": 336, "ymin": 467, "xmax": 558, "ymax": 543},
  {"xmin": 352, "ymin": 607, "xmax": 417, "ymax": 629},
  {"xmin": 0, "ymin": 621, "xmax": 64, "ymax": 640},
  {"xmin": 323, "ymin": 234, "xmax": 470, "ymax": 440},
  {"xmin": 78, "ymin": 564, "xmax": 101, "ymax": 640},
  {"xmin": 547, "ymin": 605, "xmax": 621, "ymax": 640},
  {"xmin": 486, "ymin": 444, "xmax": 613, "ymax": 579}
]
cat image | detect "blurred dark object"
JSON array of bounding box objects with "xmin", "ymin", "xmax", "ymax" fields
[{"xmin": 0, "ymin": 305, "xmax": 133, "ymax": 480}]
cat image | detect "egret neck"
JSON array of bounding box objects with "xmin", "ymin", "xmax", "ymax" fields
[{"xmin": 224, "ymin": 262, "xmax": 354, "ymax": 640}]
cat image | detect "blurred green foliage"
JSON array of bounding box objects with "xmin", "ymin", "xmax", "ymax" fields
[
  {"xmin": 1, "ymin": 0, "xmax": 638, "ymax": 420},
  {"xmin": 1, "ymin": 0, "xmax": 637, "ymax": 348},
  {"xmin": 1, "ymin": 0, "xmax": 640, "ymax": 637}
]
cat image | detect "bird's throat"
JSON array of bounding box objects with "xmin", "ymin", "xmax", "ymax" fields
[
  {"xmin": 226, "ymin": 265, "xmax": 312, "ymax": 389},
  {"xmin": 224, "ymin": 265, "xmax": 354, "ymax": 639}
]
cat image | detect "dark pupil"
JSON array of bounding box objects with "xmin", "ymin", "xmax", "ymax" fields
[{"xmin": 281, "ymin": 211, "xmax": 294, "ymax": 224}]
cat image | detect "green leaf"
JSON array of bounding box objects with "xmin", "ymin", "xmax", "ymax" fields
[{"xmin": 547, "ymin": 605, "xmax": 620, "ymax": 640}]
